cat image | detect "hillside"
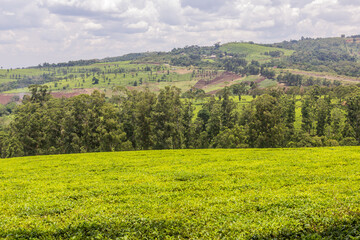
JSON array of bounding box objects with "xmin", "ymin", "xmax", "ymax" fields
[
  {"xmin": 1, "ymin": 148, "xmax": 360, "ymax": 239},
  {"xmin": 1, "ymin": 36, "xmax": 360, "ymax": 103},
  {"xmin": 220, "ymin": 42, "xmax": 294, "ymax": 62},
  {"xmin": 267, "ymin": 37, "xmax": 360, "ymax": 76}
]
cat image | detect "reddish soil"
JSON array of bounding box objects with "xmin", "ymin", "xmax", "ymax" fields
[
  {"xmin": 204, "ymin": 76, "xmax": 266, "ymax": 95},
  {"xmin": 0, "ymin": 94, "xmax": 25, "ymax": 105},
  {"xmin": 346, "ymin": 38, "xmax": 360, "ymax": 43},
  {"xmin": 194, "ymin": 72, "xmax": 242, "ymax": 89},
  {"xmin": 50, "ymin": 89, "xmax": 96, "ymax": 98}
]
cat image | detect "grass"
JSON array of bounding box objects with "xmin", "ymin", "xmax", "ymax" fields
[
  {"xmin": 202, "ymin": 75, "xmax": 259, "ymax": 94},
  {"xmin": 3, "ymin": 63, "xmax": 197, "ymax": 94},
  {"xmin": 1, "ymin": 147, "xmax": 360, "ymax": 239},
  {"xmin": 220, "ymin": 42, "xmax": 294, "ymax": 62},
  {"xmin": 259, "ymin": 79, "xmax": 277, "ymax": 88}
]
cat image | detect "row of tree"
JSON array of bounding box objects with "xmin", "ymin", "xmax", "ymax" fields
[
  {"xmin": 1, "ymin": 85, "xmax": 360, "ymax": 158},
  {"xmin": 268, "ymin": 37, "xmax": 360, "ymax": 77}
]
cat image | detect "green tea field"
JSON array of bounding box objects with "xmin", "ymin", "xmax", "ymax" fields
[{"xmin": 1, "ymin": 148, "xmax": 360, "ymax": 239}]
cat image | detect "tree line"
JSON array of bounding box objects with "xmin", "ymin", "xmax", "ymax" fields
[
  {"xmin": 268, "ymin": 37, "xmax": 360, "ymax": 77},
  {"xmin": 1, "ymin": 84, "xmax": 360, "ymax": 158}
]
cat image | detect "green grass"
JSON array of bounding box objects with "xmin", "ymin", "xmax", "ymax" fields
[
  {"xmin": 1, "ymin": 148, "xmax": 360, "ymax": 239},
  {"xmin": 259, "ymin": 79, "xmax": 277, "ymax": 88},
  {"xmin": 220, "ymin": 42, "xmax": 294, "ymax": 62},
  {"xmin": 3, "ymin": 63, "xmax": 196, "ymax": 94},
  {"xmin": 202, "ymin": 75, "xmax": 258, "ymax": 94}
]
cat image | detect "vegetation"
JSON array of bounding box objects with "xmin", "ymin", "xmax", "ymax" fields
[
  {"xmin": 2, "ymin": 36, "xmax": 360, "ymax": 238},
  {"xmin": 268, "ymin": 37, "xmax": 360, "ymax": 77},
  {"xmin": 1, "ymin": 148, "xmax": 360, "ymax": 239},
  {"xmin": 1, "ymin": 83, "xmax": 360, "ymax": 157},
  {"xmin": 2, "ymin": 37, "xmax": 360, "ymax": 95},
  {"xmin": 220, "ymin": 42, "xmax": 294, "ymax": 62}
]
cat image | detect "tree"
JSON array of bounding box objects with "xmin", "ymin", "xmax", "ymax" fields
[
  {"xmin": 346, "ymin": 95, "xmax": 360, "ymax": 143},
  {"xmin": 220, "ymin": 87, "xmax": 236, "ymax": 129},
  {"xmin": 301, "ymin": 97, "xmax": 315, "ymax": 134},
  {"xmin": 248, "ymin": 94, "xmax": 286, "ymax": 147},
  {"xmin": 134, "ymin": 90, "xmax": 156, "ymax": 150},
  {"xmin": 26, "ymin": 85, "xmax": 51, "ymax": 104},
  {"xmin": 151, "ymin": 86, "xmax": 184, "ymax": 149},
  {"xmin": 182, "ymin": 101, "xmax": 195, "ymax": 148},
  {"xmin": 92, "ymin": 77, "xmax": 99, "ymax": 85}
]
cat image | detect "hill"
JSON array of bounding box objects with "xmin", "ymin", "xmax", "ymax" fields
[
  {"xmin": 1, "ymin": 36, "xmax": 360, "ymax": 105},
  {"xmin": 1, "ymin": 148, "xmax": 360, "ymax": 239},
  {"xmin": 267, "ymin": 37, "xmax": 360, "ymax": 76},
  {"xmin": 220, "ymin": 42, "xmax": 294, "ymax": 62}
]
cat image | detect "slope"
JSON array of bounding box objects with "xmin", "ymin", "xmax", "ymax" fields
[{"xmin": 220, "ymin": 42, "xmax": 294, "ymax": 62}]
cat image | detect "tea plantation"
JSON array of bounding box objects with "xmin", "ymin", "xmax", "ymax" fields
[{"xmin": 1, "ymin": 148, "xmax": 360, "ymax": 239}]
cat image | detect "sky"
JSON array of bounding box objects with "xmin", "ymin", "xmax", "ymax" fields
[{"xmin": 1, "ymin": 0, "xmax": 360, "ymax": 68}]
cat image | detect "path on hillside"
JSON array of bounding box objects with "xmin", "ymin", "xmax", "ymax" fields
[{"xmin": 290, "ymin": 70, "xmax": 360, "ymax": 83}]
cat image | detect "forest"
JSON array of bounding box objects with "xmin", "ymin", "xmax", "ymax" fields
[
  {"xmin": 1, "ymin": 82, "xmax": 360, "ymax": 158},
  {"xmin": 1, "ymin": 36, "xmax": 360, "ymax": 157}
]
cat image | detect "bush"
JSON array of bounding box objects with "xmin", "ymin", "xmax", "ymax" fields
[{"xmin": 340, "ymin": 137, "xmax": 358, "ymax": 146}]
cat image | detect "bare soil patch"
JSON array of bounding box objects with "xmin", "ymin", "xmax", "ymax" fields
[
  {"xmin": 0, "ymin": 94, "xmax": 25, "ymax": 105},
  {"xmin": 194, "ymin": 72, "xmax": 243, "ymax": 89},
  {"xmin": 50, "ymin": 89, "xmax": 96, "ymax": 98}
]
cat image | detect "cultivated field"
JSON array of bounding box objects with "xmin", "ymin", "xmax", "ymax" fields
[
  {"xmin": 1, "ymin": 148, "xmax": 360, "ymax": 239},
  {"xmin": 220, "ymin": 42, "xmax": 294, "ymax": 62}
]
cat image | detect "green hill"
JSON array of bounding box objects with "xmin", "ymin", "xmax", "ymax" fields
[
  {"xmin": 220, "ymin": 42, "xmax": 294, "ymax": 62},
  {"xmin": 1, "ymin": 148, "xmax": 360, "ymax": 239},
  {"xmin": 2, "ymin": 36, "xmax": 360, "ymax": 97}
]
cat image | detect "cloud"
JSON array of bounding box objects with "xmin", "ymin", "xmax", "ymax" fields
[
  {"xmin": 181, "ymin": 0, "xmax": 229, "ymax": 12},
  {"xmin": 1, "ymin": 0, "xmax": 360, "ymax": 68},
  {"xmin": 0, "ymin": 1, "xmax": 45, "ymax": 30}
]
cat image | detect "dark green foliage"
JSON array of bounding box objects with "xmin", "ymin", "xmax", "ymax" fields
[
  {"xmin": 346, "ymin": 95, "xmax": 360, "ymax": 142},
  {"xmin": 5, "ymin": 88, "xmax": 130, "ymax": 157},
  {"xmin": 247, "ymin": 94, "xmax": 286, "ymax": 147},
  {"xmin": 222, "ymin": 58, "xmax": 247, "ymax": 72},
  {"xmin": 1, "ymin": 83, "xmax": 360, "ymax": 157},
  {"xmin": 268, "ymin": 37, "xmax": 360, "ymax": 77},
  {"xmin": 152, "ymin": 87, "xmax": 184, "ymax": 149},
  {"xmin": 92, "ymin": 77, "xmax": 99, "ymax": 85},
  {"xmin": 264, "ymin": 50, "xmax": 284, "ymax": 57}
]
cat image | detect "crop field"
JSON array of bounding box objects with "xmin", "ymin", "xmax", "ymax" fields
[
  {"xmin": 1, "ymin": 148, "xmax": 360, "ymax": 239},
  {"xmin": 220, "ymin": 42, "xmax": 294, "ymax": 62}
]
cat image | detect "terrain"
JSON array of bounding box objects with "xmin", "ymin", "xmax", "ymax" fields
[
  {"xmin": 1, "ymin": 36, "xmax": 360, "ymax": 239},
  {"xmin": 1, "ymin": 147, "xmax": 360, "ymax": 239},
  {"xmin": 1, "ymin": 36, "xmax": 360, "ymax": 106}
]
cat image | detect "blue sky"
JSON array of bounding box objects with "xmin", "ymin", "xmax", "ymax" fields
[{"xmin": 1, "ymin": 0, "xmax": 360, "ymax": 68}]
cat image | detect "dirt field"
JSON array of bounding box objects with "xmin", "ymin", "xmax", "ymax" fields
[
  {"xmin": 193, "ymin": 72, "xmax": 243, "ymax": 89},
  {"xmin": 0, "ymin": 94, "xmax": 25, "ymax": 105},
  {"xmin": 50, "ymin": 89, "xmax": 96, "ymax": 98}
]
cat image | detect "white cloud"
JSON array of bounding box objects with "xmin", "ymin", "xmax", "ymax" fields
[
  {"xmin": 0, "ymin": 30, "xmax": 16, "ymax": 44},
  {"xmin": 0, "ymin": 0, "xmax": 360, "ymax": 68}
]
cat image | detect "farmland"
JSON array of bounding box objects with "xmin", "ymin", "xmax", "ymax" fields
[
  {"xmin": 1, "ymin": 147, "xmax": 360, "ymax": 239},
  {"xmin": 220, "ymin": 42, "xmax": 294, "ymax": 62}
]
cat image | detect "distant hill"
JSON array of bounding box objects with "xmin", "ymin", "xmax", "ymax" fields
[{"xmin": 1, "ymin": 36, "xmax": 360, "ymax": 96}]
